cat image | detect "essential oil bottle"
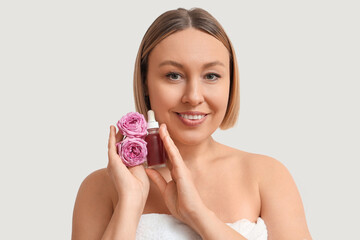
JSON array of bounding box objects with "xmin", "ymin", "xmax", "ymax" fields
[{"xmin": 145, "ymin": 110, "xmax": 166, "ymax": 168}]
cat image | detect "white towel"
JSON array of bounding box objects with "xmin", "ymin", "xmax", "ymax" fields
[{"xmin": 136, "ymin": 213, "xmax": 267, "ymax": 240}]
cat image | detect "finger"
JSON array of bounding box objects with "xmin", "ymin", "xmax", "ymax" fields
[
  {"xmin": 115, "ymin": 124, "xmax": 124, "ymax": 143},
  {"xmin": 166, "ymin": 154, "xmax": 173, "ymax": 171},
  {"xmin": 107, "ymin": 126, "xmax": 126, "ymax": 170},
  {"xmin": 108, "ymin": 125, "xmax": 117, "ymax": 152},
  {"xmin": 145, "ymin": 168, "xmax": 167, "ymax": 195},
  {"xmin": 108, "ymin": 125, "xmax": 124, "ymax": 157},
  {"xmin": 159, "ymin": 124, "xmax": 185, "ymax": 170},
  {"xmin": 128, "ymin": 164, "xmax": 149, "ymax": 183}
]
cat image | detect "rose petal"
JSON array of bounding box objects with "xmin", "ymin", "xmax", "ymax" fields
[
  {"xmin": 117, "ymin": 112, "xmax": 147, "ymax": 138},
  {"xmin": 117, "ymin": 137, "xmax": 148, "ymax": 167}
]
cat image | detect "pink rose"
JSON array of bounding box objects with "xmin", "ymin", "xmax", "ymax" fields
[
  {"xmin": 116, "ymin": 137, "xmax": 148, "ymax": 167},
  {"xmin": 117, "ymin": 112, "xmax": 147, "ymax": 138}
]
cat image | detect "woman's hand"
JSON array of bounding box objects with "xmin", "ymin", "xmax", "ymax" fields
[
  {"xmin": 107, "ymin": 125, "xmax": 150, "ymax": 210},
  {"xmin": 145, "ymin": 123, "xmax": 207, "ymax": 225}
]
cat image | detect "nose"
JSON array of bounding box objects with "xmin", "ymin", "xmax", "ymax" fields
[{"xmin": 181, "ymin": 78, "xmax": 204, "ymax": 106}]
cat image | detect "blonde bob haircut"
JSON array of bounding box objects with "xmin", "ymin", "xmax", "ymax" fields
[{"xmin": 133, "ymin": 7, "xmax": 240, "ymax": 130}]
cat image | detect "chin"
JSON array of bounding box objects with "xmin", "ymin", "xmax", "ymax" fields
[{"xmin": 171, "ymin": 132, "xmax": 210, "ymax": 146}]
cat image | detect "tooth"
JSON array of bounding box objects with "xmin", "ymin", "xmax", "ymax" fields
[{"xmin": 179, "ymin": 114, "xmax": 205, "ymax": 120}]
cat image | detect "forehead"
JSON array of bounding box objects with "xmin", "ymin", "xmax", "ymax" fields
[{"xmin": 148, "ymin": 28, "xmax": 229, "ymax": 67}]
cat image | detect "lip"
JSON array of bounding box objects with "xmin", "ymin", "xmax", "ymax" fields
[
  {"xmin": 177, "ymin": 111, "xmax": 208, "ymax": 115},
  {"xmin": 175, "ymin": 111, "xmax": 209, "ymax": 127}
]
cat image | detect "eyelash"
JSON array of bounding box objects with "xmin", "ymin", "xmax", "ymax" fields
[{"xmin": 165, "ymin": 72, "xmax": 221, "ymax": 81}]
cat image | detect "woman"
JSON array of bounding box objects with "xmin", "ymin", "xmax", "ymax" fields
[{"xmin": 72, "ymin": 8, "xmax": 312, "ymax": 240}]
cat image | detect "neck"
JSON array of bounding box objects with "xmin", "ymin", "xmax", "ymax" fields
[{"xmin": 172, "ymin": 136, "xmax": 218, "ymax": 171}]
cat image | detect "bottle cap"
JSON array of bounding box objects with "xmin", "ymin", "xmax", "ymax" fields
[{"xmin": 147, "ymin": 110, "xmax": 159, "ymax": 129}]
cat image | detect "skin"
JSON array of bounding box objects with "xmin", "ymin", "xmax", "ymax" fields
[
  {"xmin": 142, "ymin": 28, "xmax": 259, "ymax": 223},
  {"xmin": 72, "ymin": 28, "xmax": 312, "ymax": 240},
  {"xmin": 145, "ymin": 28, "xmax": 230, "ymax": 170}
]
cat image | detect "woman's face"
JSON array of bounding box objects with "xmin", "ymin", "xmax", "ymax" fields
[{"xmin": 146, "ymin": 28, "xmax": 230, "ymax": 146}]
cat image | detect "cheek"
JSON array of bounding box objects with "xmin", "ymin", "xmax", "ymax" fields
[
  {"xmin": 205, "ymin": 83, "xmax": 230, "ymax": 111},
  {"xmin": 148, "ymin": 82, "xmax": 181, "ymax": 119},
  {"xmin": 149, "ymin": 84, "xmax": 178, "ymax": 105}
]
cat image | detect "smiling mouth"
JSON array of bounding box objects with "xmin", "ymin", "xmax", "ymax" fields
[
  {"xmin": 174, "ymin": 112, "xmax": 209, "ymax": 127},
  {"xmin": 177, "ymin": 113, "xmax": 206, "ymax": 120},
  {"xmin": 176, "ymin": 112, "xmax": 208, "ymax": 120}
]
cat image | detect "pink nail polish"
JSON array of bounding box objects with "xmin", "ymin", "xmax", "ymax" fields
[{"xmin": 145, "ymin": 110, "xmax": 166, "ymax": 169}]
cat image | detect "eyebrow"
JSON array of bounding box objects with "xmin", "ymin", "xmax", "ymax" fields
[{"xmin": 158, "ymin": 60, "xmax": 225, "ymax": 69}]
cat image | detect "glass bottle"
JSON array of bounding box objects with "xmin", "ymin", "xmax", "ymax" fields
[{"xmin": 145, "ymin": 110, "xmax": 166, "ymax": 168}]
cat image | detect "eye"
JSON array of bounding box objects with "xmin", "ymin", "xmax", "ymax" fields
[
  {"xmin": 205, "ymin": 73, "xmax": 220, "ymax": 81},
  {"xmin": 165, "ymin": 72, "xmax": 182, "ymax": 81}
]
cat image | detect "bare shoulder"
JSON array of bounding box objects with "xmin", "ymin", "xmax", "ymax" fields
[
  {"xmin": 218, "ymin": 145, "xmax": 280, "ymax": 175},
  {"xmin": 216, "ymin": 144, "xmax": 287, "ymax": 177},
  {"xmin": 77, "ymin": 168, "xmax": 116, "ymax": 205},
  {"xmin": 72, "ymin": 168, "xmax": 116, "ymax": 240},
  {"xmin": 81, "ymin": 168, "xmax": 112, "ymax": 189},
  {"xmin": 243, "ymin": 152, "xmax": 290, "ymax": 179},
  {"xmin": 243, "ymin": 153, "xmax": 302, "ymax": 201},
  {"xmin": 241, "ymin": 152, "xmax": 312, "ymax": 239}
]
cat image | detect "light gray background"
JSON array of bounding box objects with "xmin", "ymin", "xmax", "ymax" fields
[{"xmin": 1, "ymin": 0, "xmax": 359, "ymax": 239}]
